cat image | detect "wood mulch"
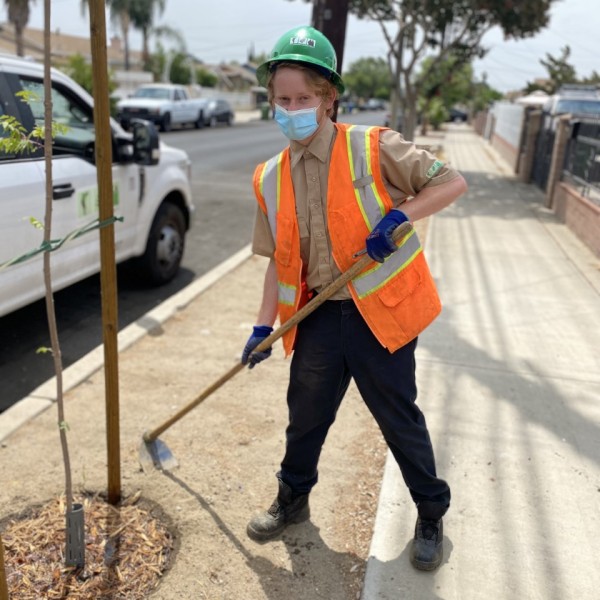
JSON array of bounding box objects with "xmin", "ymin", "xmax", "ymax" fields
[{"xmin": 1, "ymin": 492, "xmax": 173, "ymax": 599}]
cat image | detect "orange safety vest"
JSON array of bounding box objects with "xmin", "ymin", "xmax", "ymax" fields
[{"xmin": 253, "ymin": 122, "xmax": 442, "ymax": 356}]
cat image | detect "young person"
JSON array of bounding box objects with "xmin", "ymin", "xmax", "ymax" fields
[{"xmin": 241, "ymin": 26, "xmax": 467, "ymax": 571}]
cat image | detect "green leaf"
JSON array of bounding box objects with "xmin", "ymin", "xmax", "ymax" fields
[{"xmin": 28, "ymin": 216, "xmax": 45, "ymax": 230}]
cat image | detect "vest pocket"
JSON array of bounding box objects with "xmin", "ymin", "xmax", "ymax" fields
[{"xmin": 377, "ymin": 261, "xmax": 422, "ymax": 307}]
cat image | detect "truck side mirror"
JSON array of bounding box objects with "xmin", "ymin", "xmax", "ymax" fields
[{"xmin": 131, "ymin": 119, "xmax": 159, "ymax": 165}]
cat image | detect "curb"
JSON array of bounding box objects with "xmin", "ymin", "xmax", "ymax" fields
[{"xmin": 0, "ymin": 244, "xmax": 253, "ymax": 444}]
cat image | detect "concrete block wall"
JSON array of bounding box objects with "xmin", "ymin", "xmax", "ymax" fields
[{"xmin": 552, "ymin": 182, "xmax": 600, "ymax": 257}]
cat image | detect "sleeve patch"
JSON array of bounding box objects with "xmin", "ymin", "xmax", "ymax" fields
[{"xmin": 426, "ymin": 160, "xmax": 443, "ymax": 179}]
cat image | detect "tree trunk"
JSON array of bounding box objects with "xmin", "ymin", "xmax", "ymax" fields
[
  {"xmin": 15, "ymin": 23, "xmax": 24, "ymax": 56},
  {"xmin": 142, "ymin": 27, "xmax": 150, "ymax": 70}
]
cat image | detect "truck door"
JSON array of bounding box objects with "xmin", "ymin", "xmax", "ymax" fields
[
  {"xmin": 0, "ymin": 83, "xmax": 48, "ymax": 315},
  {"xmin": 173, "ymin": 87, "xmax": 193, "ymax": 122},
  {"xmin": 9, "ymin": 75, "xmax": 140, "ymax": 295}
]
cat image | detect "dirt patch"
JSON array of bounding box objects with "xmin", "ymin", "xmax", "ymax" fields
[{"xmin": 1, "ymin": 219, "xmax": 429, "ymax": 599}]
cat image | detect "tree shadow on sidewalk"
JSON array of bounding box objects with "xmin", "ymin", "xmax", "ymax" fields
[{"xmin": 163, "ymin": 471, "xmax": 363, "ymax": 600}]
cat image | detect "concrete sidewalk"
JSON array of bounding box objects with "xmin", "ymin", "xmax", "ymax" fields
[{"xmin": 362, "ymin": 125, "xmax": 600, "ymax": 599}]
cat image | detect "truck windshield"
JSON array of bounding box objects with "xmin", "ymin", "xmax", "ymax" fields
[
  {"xmin": 133, "ymin": 87, "xmax": 171, "ymax": 100},
  {"xmin": 556, "ymin": 99, "xmax": 600, "ymax": 116}
]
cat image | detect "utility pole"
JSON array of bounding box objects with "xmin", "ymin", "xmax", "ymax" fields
[{"xmin": 311, "ymin": 0, "xmax": 349, "ymax": 121}]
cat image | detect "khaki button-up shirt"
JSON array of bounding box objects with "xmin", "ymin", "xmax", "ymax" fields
[{"xmin": 251, "ymin": 118, "xmax": 459, "ymax": 300}]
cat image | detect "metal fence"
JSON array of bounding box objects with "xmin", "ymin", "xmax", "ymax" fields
[
  {"xmin": 563, "ymin": 117, "xmax": 600, "ymax": 206},
  {"xmin": 531, "ymin": 120, "xmax": 555, "ymax": 191}
]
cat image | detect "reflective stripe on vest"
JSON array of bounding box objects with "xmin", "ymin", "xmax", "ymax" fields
[
  {"xmin": 352, "ymin": 228, "xmax": 421, "ymax": 299},
  {"xmin": 259, "ymin": 152, "xmax": 299, "ymax": 308},
  {"xmin": 345, "ymin": 125, "xmax": 387, "ymax": 230},
  {"xmin": 278, "ymin": 281, "xmax": 296, "ymax": 306},
  {"xmin": 257, "ymin": 153, "xmax": 282, "ymax": 241}
]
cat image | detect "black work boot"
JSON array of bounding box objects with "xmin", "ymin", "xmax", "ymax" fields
[
  {"xmin": 246, "ymin": 479, "xmax": 310, "ymax": 541},
  {"xmin": 410, "ymin": 517, "xmax": 443, "ymax": 571}
]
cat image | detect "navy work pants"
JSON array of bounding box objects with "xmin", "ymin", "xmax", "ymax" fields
[{"xmin": 278, "ymin": 299, "xmax": 450, "ymax": 517}]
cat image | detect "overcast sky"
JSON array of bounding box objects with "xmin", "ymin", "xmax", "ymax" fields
[{"xmin": 7, "ymin": 0, "xmax": 600, "ymax": 93}]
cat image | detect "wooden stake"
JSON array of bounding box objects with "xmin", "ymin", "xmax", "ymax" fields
[
  {"xmin": 88, "ymin": 1, "xmax": 121, "ymax": 505},
  {"xmin": 0, "ymin": 532, "xmax": 8, "ymax": 600}
]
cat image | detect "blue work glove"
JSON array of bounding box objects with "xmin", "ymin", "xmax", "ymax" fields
[
  {"xmin": 366, "ymin": 209, "xmax": 409, "ymax": 263},
  {"xmin": 241, "ymin": 325, "xmax": 274, "ymax": 369}
]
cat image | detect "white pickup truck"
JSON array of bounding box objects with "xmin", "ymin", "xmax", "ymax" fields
[
  {"xmin": 0, "ymin": 55, "xmax": 195, "ymax": 318},
  {"xmin": 116, "ymin": 83, "xmax": 208, "ymax": 132}
]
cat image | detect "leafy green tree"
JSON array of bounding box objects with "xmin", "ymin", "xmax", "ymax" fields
[
  {"xmin": 419, "ymin": 96, "xmax": 447, "ymax": 130},
  {"xmin": 81, "ymin": 0, "xmax": 133, "ymax": 70},
  {"xmin": 470, "ymin": 77, "xmax": 503, "ymax": 113},
  {"xmin": 525, "ymin": 45, "xmax": 578, "ymax": 94},
  {"xmin": 64, "ymin": 53, "xmax": 116, "ymax": 96},
  {"xmin": 3, "ymin": 0, "xmax": 35, "ymax": 56},
  {"xmin": 416, "ymin": 54, "xmax": 472, "ymax": 132},
  {"xmin": 63, "ymin": 54, "xmax": 119, "ymax": 115},
  {"xmin": 196, "ymin": 67, "xmax": 218, "ymax": 88},
  {"xmin": 580, "ymin": 71, "xmax": 600, "ymax": 86},
  {"xmin": 346, "ymin": 0, "xmax": 557, "ymax": 139},
  {"xmin": 128, "ymin": 0, "xmax": 166, "ymax": 69},
  {"xmin": 144, "ymin": 26, "xmax": 187, "ymax": 82},
  {"xmin": 343, "ymin": 57, "xmax": 391, "ymax": 101},
  {"xmin": 169, "ymin": 52, "xmax": 192, "ymax": 84}
]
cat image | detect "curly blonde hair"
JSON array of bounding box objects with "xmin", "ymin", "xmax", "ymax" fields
[{"xmin": 266, "ymin": 62, "xmax": 338, "ymax": 117}]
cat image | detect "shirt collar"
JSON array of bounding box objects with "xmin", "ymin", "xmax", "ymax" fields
[{"xmin": 289, "ymin": 118, "xmax": 335, "ymax": 168}]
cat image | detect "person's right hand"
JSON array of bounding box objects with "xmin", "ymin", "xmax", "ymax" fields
[{"xmin": 241, "ymin": 325, "xmax": 274, "ymax": 369}]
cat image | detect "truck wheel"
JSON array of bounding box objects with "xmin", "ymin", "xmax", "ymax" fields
[
  {"xmin": 160, "ymin": 113, "xmax": 172, "ymax": 132},
  {"xmin": 140, "ymin": 202, "xmax": 186, "ymax": 285},
  {"xmin": 194, "ymin": 111, "xmax": 204, "ymax": 129}
]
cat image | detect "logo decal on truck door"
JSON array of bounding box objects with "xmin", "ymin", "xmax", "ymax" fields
[{"xmin": 77, "ymin": 184, "xmax": 120, "ymax": 217}]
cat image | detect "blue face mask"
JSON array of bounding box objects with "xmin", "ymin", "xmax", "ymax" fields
[{"xmin": 274, "ymin": 103, "xmax": 321, "ymax": 141}]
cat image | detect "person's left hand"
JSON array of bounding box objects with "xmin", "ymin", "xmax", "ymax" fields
[{"xmin": 366, "ymin": 210, "xmax": 409, "ymax": 263}]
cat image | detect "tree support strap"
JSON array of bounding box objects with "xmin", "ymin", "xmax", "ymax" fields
[{"xmin": 0, "ymin": 216, "xmax": 123, "ymax": 271}]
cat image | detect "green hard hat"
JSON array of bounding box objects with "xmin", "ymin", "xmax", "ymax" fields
[{"xmin": 256, "ymin": 25, "xmax": 345, "ymax": 94}]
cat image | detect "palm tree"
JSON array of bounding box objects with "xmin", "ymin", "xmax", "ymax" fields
[
  {"xmin": 4, "ymin": 0, "xmax": 35, "ymax": 56},
  {"xmin": 81, "ymin": 0, "xmax": 133, "ymax": 70},
  {"xmin": 129, "ymin": 0, "xmax": 165, "ymax": 70}
]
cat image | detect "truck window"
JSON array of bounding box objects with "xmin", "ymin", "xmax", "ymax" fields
[
  {"xmin": 0, "ymin": 97, "xmax": 16, "ymax": 160},
  {"xmin": 18, "ymin": 77, "xmax": 96, "ymax": 158}
]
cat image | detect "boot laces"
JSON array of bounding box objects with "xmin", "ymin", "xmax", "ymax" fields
[
  {"xmin": 267, "ymin": 500, "xmax": 283, "ymax": 518},
  {"xmin": 420, "ymin": 519, "xmax": 439, "ymax": 540}
]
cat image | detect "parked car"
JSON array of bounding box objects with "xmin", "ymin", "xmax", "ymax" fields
[
  {"xmin": 202, "ymin": 98, "xmax": 234, "ymax": 127},
  {"xmin": 117, "ymin": 83, "xmax": 207, "ymax": 132},
  {"xmin": 543, "ymin": 85, "xmax": 600, "ymax": 117},
  {"xmin": 360, "ymin": 98, "xmax": 386, "ymax": 111},
  {"xmin": 447, "ymin": 108, "xmax": 468, "ymax": 122},
  {"xmin": 0, "ymin": 55, "xmax": 194, "ymax": 318}
]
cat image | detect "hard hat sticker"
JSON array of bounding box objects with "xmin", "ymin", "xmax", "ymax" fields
[{"xmin": 290, "ymin": 36, "xmax": 316, "ymax": 48}]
